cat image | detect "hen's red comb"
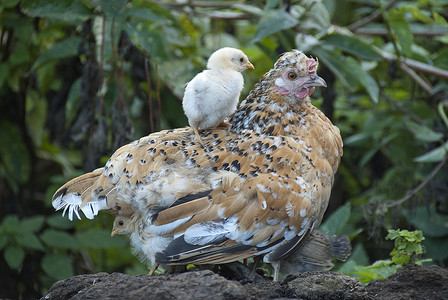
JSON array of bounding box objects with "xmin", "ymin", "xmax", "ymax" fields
[{"xmin": 306, "ymin": 58, "xmax": 318, "ymax": 74}]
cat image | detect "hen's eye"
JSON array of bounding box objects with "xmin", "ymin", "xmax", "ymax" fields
[
  {"xmin": 239, "ymin": 57, "xmax": 244, "ymax": 63},
  {"xmin": 288, "ymin": 72, "xmax": 297, "ymax": 80},
  {"xmin": 119, "ymin": 220, "xmax": 124, "ymax": 226}
]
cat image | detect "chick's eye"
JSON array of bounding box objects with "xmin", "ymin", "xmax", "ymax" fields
[
  {"xmin": 288, "ymin": 72, "xmax": 297, "ymax": 80},
  {"xmin": 239, "ymin": 57, "xmax": 244, "ymax": 63},
  {"xmin": 119, "ymin": 220, "xmax": 124, "ymax": 226}
]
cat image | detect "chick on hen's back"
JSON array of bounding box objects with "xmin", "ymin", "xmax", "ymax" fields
[{"xmin": 182, "ymin": 47, "xmax": 254, "ymax": 143}]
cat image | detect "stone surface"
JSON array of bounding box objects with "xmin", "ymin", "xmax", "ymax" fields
[
  {"xmin": 366, "ymin": 265, "xmax": 448, "ymax": 300},
  {"xmin": 285, "ymin": 271, "xmax": 368, "ymax": 300},
  {"xmin": 41, "ymin": 265, "xmax": 448, "ymax": 300},
  {"xmin": 42, "ymin": 270, "xmax": 245, "ymax": 300}
]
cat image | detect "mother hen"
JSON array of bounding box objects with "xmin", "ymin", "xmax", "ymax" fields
[{"xmin": 52, "ymin": 50, "xmax": 342, "ymax": 280}]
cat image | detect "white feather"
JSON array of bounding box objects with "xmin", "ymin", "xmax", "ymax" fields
[
  {"xmin": 53, "ymin": 193, "xmax": 82, "ymax": 221},
  {"xmin": 148, "ymin": 216, "xmax": 192, "ymax": 235},
  {"xmin": 184, "ymin": 221, "xmax": 230, "ymax": 246}
]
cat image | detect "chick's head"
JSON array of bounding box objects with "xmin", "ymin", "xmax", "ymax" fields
[
  {"xmin": 207, "ymin": 47, "xmax": 254, "ymax": 72},
  {"xmin": 111, "ymin": 215, "xmax": 135, "ymax": 237}
]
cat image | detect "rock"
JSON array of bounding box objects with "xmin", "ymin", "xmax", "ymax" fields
[
  {"xmin": 366, "ymin": 265, "xmax": 448, "ymax": 300},
  {"xmin": 41, "ymin": 270, "xmax": 246, "ymax": 300},
  {"xmin": 284, "ymin": 272, "xmax": 368, "ymax": 300},
  {"xmin": 41, "ymin": 265, "xmax": 448, "ymax": 300}
]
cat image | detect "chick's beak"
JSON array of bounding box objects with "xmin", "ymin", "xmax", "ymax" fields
[
  {"xmin": 111, "ymin": 229, "xmax": 119, "ymax": 237},
  {"xmin": 246, "ymin": 62, "xmax": 255, "ymax": 70},
  {"xmin": 305, "ymin": 75, "xmax": 327, "ymax": 88}
]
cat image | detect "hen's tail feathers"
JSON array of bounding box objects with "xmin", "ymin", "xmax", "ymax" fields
[
  {"xmin": 329, "ymin": 234, "xmax": 352, "ymax": 262},
  {"xmin": 52, "ymin": 168, "xmax": 108, "ymax": 221}
]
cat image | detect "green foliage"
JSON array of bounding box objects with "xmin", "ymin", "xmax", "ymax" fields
[
  {"xmin": 349, "ymin": 229, "xmax": 430, "ymax": 284},
  {"xmin": 1, "ymin": 0, "xmax": 448, "ymax": 298},
  {"xmin": 0, "ymin": 214, "xmax": 140, "ymax": 295},
  {"xmin": 386, "ymin": 229, "xmax": 425, "ymax": 265},
  {"xmin": 0, "ymin": 215, "xmax": 45, "ymax": 270}
]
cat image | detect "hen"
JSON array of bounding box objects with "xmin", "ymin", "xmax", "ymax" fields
[
  {"xmin": 52, "ymin": 50, "xmax": 342, "ymax": 281},
  {"xmin": 183, "ymin": 47, "xmax": 254, "ymax": 143}
]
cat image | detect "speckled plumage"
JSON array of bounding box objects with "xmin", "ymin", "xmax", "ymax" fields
[{"xmin": 52, "ymin": 50, "xmax": 343, "ymax": 280}]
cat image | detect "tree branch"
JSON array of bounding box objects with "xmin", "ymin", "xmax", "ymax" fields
[
  {"xmin": 347, "ymin": 0, "xmax": 398, "ymax": 31},
  {"xmin": 374, "ymin": 47, "xmax": 448, "ymax": 80},
  {"xmin": 399, "ymin": 62, "xmax": 433, "ymax": 93},
  {"xmin": 352, "ymin": 27, "xmax": 448, "ymax": 36},
  {"xmin": 385, "ymin": 152, "xmax": 448, "ymax": 209},
  {"xmin": 151, "ymin": 0, "xmax": 243, "ymax": 8}
]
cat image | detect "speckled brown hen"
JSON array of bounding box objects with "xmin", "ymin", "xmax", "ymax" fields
[{"xmin": 52, "ymin": 50, "xmax": 343, "ymax": 281}]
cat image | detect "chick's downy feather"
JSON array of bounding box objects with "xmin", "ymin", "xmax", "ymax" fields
[
  {"xmin": 52, "ymin": 50, "xmax": 343, "ymax": 281},
  {"xmin": 182, "ymin": 47, "xmax": 254, "ymax": 141}
]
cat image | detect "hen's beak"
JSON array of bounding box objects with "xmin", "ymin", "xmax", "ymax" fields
[
  {"xmin": 305, "ymin": 75, "xmax": 327, "ymax": 88},
  {"xmin": 246, "ymin": 62, "xmax": 255, "ymax": 70},
  {"xmin": 111, "ymin": 229, "xmax": 119, "ymax": 237}
]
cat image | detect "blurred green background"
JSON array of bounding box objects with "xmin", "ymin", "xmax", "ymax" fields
[{"xmin": 1, "ymin": 0, "xmax": 448, "ymax": 298}]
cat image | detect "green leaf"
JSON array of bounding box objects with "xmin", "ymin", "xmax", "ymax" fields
[
  {"xmin": 76, "ymin": 229, "xmax": 127, "ymax": 249},
  {"xmin": 100, "ymin": 0, "xmax": 126, "ymax": 16},
  {"xmin": 319, "ymin": 202, "xmax": 351, "ymax": 235},
  {"xmin": 40, "ymin": 229, "xmax": 79, "ymax": 249},
  {"xmin": 32, "ymin": 37, "xmax": 82, "ymax": 71},
  {"xmin": 347, "ymin": 57, "xmax": 379, "ymax": 103},
  {"xmin": 406, "ymin": 121, "xmax": 443, "ymax": 142},
  {"xmin": 4, "ymin": 0, "xmax": 20, "ymax": 8},
  {"xmin": 386, "ymin": 229, "xmax": 400, "ymax": 240},
  {"xmin": 124, "ymin": 6, "xmax": 167, "ymax": 23},
  {"xmin": 0, "ymin": 64, "xmax": 8, "ymax": 88},
  {"xmin": 401, "ymin": 6, "xmax": 434, "ymax": 24},
  {"xmin": 20, "ymin": 0, "xmax": 94, "ymax": 20},
  {"xmin": 15, "ymin": 233, "xmax": 45, "ymax": 251},
  {"xmin": 41, "ymin": 253, "xmax": 74, "ymax": 280},
  {"xmin": 301, "ymin": 1, "xmax": 331, "ymax": 30},
  {"xmin": 47, "ymin": 214, "xmax": 76, "ymax": 230},
  {"xmin": 359, "ymin": 133, "xmax": 399, "ymax": 167},
  {"xmin": 127, "ymin": 22, "xmax": 168, "ymax": 61},
  {"xmin": 8, "ymin": 44, "xmax": 31, "ymax": 65},
  {"xmin": 4, "ymin": 245, "xmax": 25, "ymax": 270},
  {"xmin": 253, "ymin": 9, "xmax": 299, "ymax": 42},
  {"xmin": 414, "ymin": 140, "xmax": 448, "ymax": 162},
  {"xmin": 404, "ymin": 206, "xmax": 448, "ymax": 237},
  {"xmin": 0, "ymin": 235, "xmax": 7, "ymax": 250},
  {"xmin": 125, "ymin": 1, "xmax": 178, "ymax": 25},
  {"xmin": 387, "ymin": 10, "xmax": 414, "ymax": 56},
  {"xmin": 0, "ymin": 214, "xmax": 20, "ymax": 228},
  {"xmin": 20, "ymin": 215, "xmax": 45, "ymax": 233},
  {"xmin": 295, "ymin": 33, "xmax": 321, "ymax": 53},
  {"xmin": 322, "ymin": 35, "xmax": 383, "ymax": 60},
  {"xmin": 312, "ymin": 47, "xmax": 358, "ymax": 91},
  {"xmin": 26, "ymin": 92, "xmax": 48, "ymax": 147},
  {"xmin": 423, "ymin": 238, "xmax": 448, "ymax": 261},
  {"xmin": 391, "ymin": 252, "xmax": 409, "ymax": 265},
  {"xmin": 0, "ymin": 120, "xmax": 31, "ymax": 189}
]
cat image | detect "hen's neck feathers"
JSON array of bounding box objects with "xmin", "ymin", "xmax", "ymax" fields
[{"xmin": 230, "ymin": 70, "xmax": 315, "ymax": 137}]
